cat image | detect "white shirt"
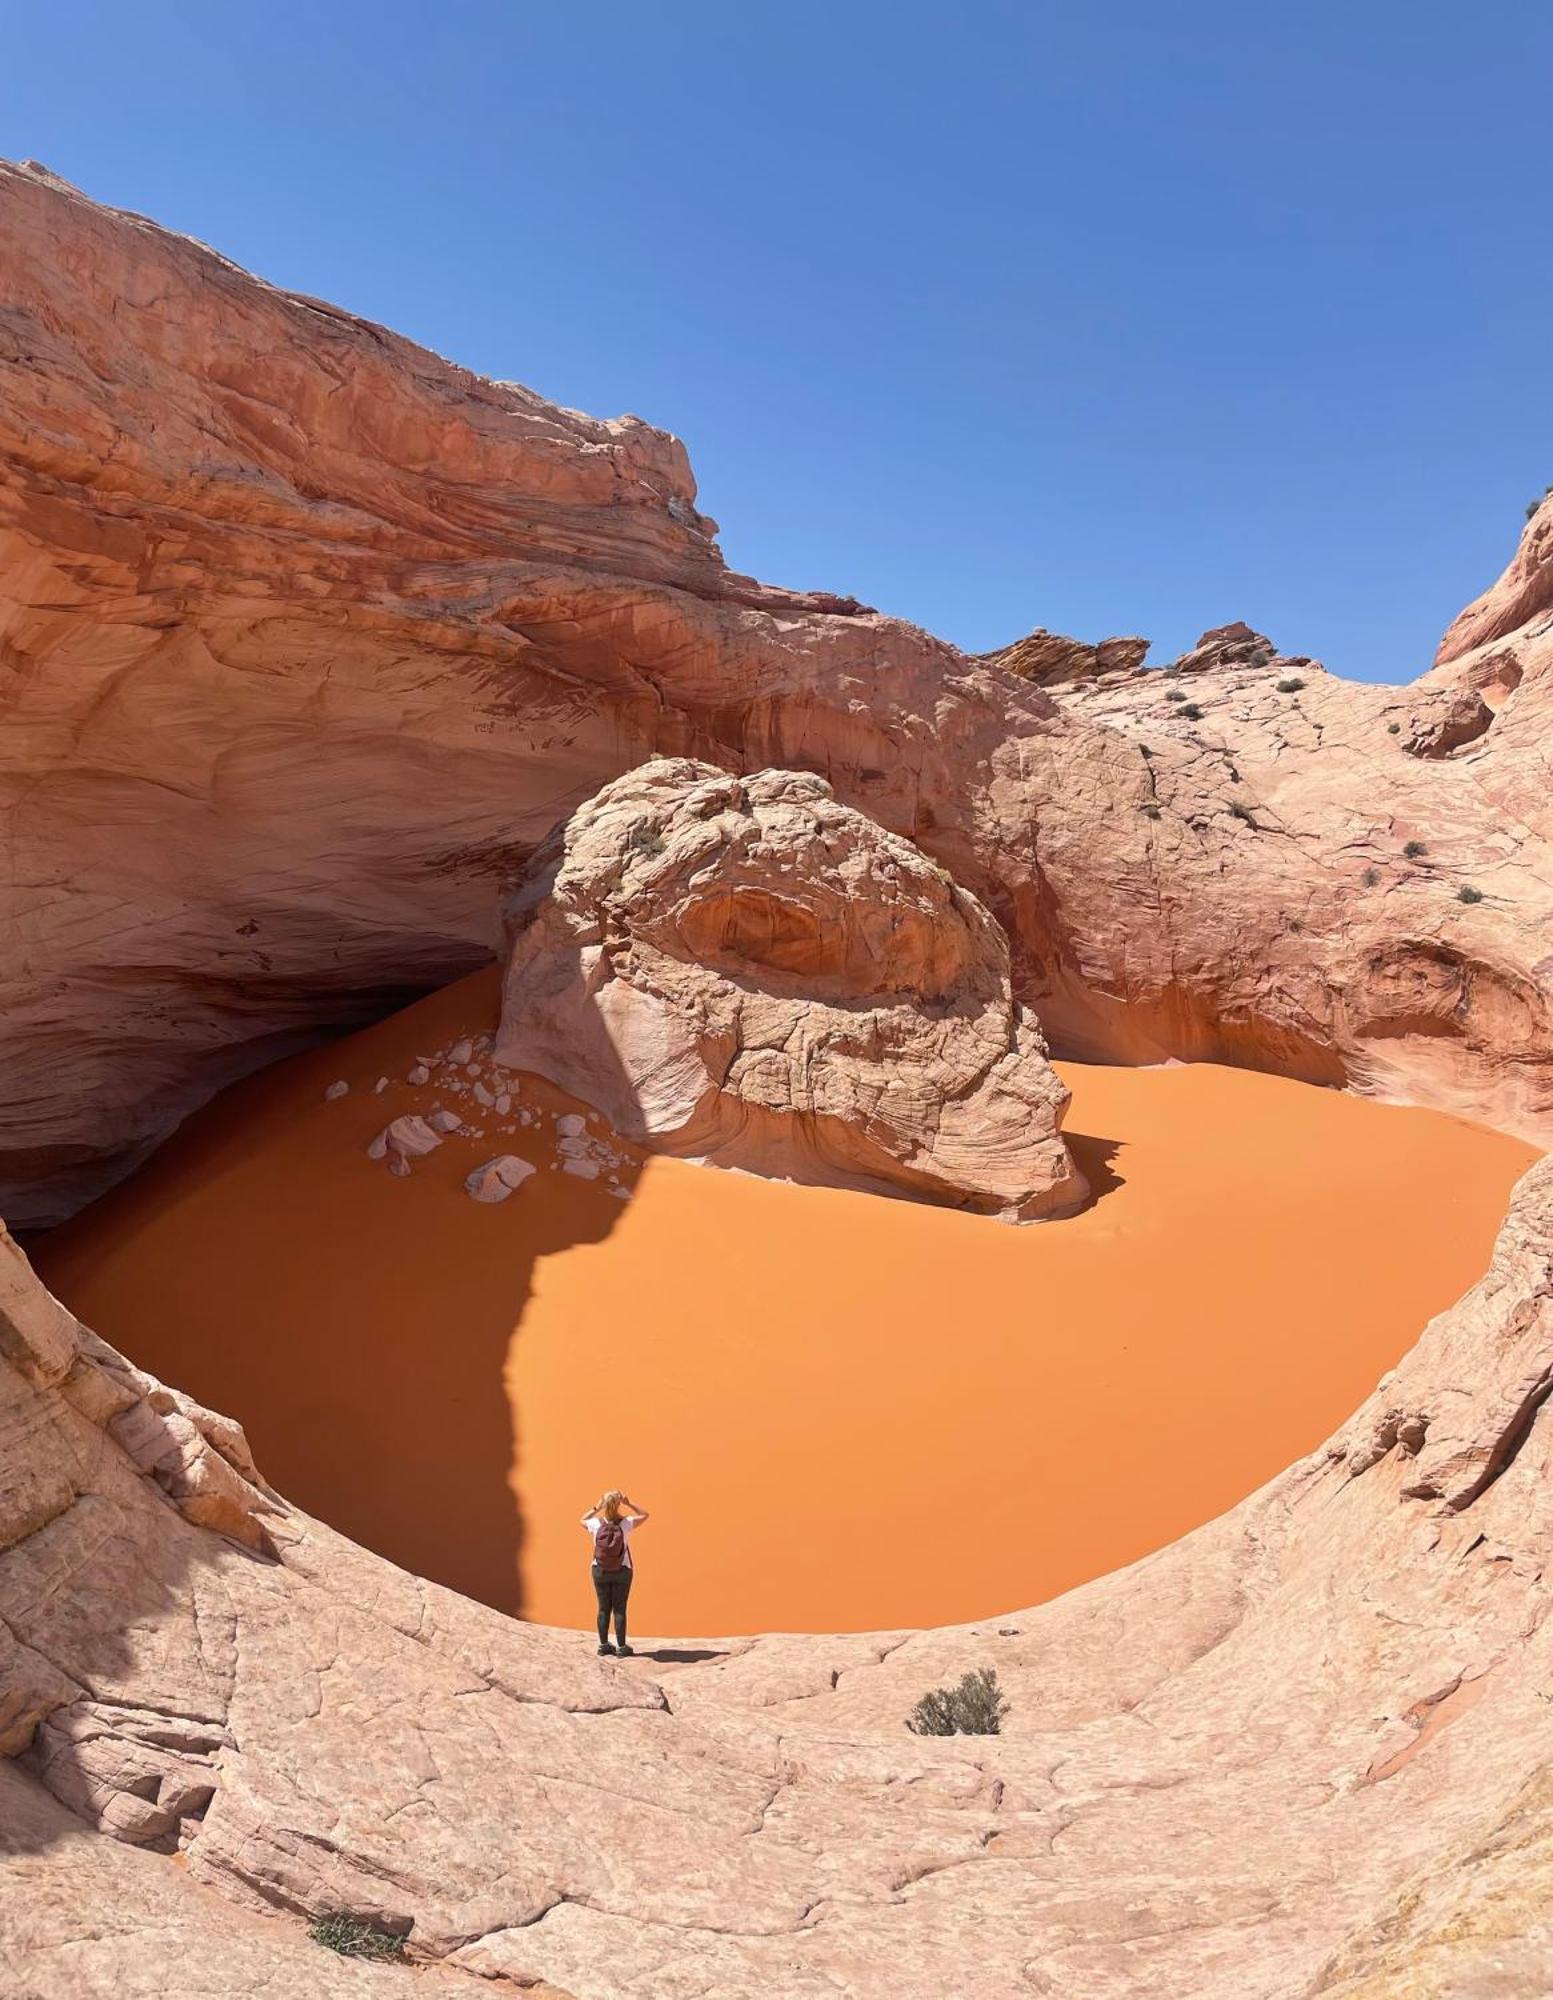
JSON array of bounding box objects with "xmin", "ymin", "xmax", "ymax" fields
[{"xmin": 583, "ymin": 1513, "xmax": 638, "ymax": 1570}]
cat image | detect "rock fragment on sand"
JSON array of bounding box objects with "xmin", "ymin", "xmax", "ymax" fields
[
  {"xmin": 556, "ymin": 1113, "xmax": 586, "ymax": 1139},
  {"xmin": 407, "ymin": 1064, "xmax": 430, "ymax": 1086},
  {"xmin": 464, "ymin": 1154, "xmax": 538, "ymax": 1203},
  {"xmin": 448, "ymin": 1039, "xmax": 474, "ymax": 1065},
  {"xmin": 374, "ymin": 1077, "xmax": 389, "ymax": 1093},
  {"xmin": 368, "ymin": 1114, "xmax": 444, "ymax": 1172},
  {"xmin": 386, "ymin": 1114, "xmax": 442, "ymax": 1158},
  {"xmin": 473, "ymin": 1081, "xmax": 495, "ymax": 1107},
  {"xmin": 495, "ymin": 1092, "xmax": 512, "ymax": 1114},
  {"xmin": 324, "ymin": 1080, "xmax": 349, "ymax": 1101},
  {"xmin": 426, "ymin": 1107, "xmax": 462, "ymax": 1134},
  {"xmin": 562, "ymin": 1157, "xmax": 601, "ymax": 1181}
]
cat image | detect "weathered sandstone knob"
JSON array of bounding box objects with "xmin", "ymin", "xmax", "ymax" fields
[{"xmin": 496, "ymin": 759, "xmax": 1087, "ymax": 1219}]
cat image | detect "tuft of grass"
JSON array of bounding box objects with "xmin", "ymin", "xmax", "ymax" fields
[
  {"xmin": 1403, "ymin": 840, "xmax": 1427, "ymax": 859},
  {"xmin": 1362, "ymin": 867, "xmax": 1382, "ymax": 887},
  {"xmin": 309, "ymin": 1916, "xmax": 407, "ymax": 1962},
  {"xmin": 906, "ymin": 1667, "xmax": 1008, "ymax": 1737},
  {"xmin": 1387, "ymin": 721, "xmax": 1401, "ymax": 735},
  {"xmin": 1457, "ymin": 884, "xmax": 1484, "ymax": 904},
  {"xmin": 1276, "ymin": 677, "xmax": 1306, "ymax": 694},
  {"xmin": 1177, "ymin": 702, "xmax": 1204, "ymax": 722},
  {"xmin": 627, "ymin": 825, "xmax": 666, "ymax": 861},
  {"xmin": 1165, "ymin": 687, "xmax": 1188, "ymax": 702},
  {"xmin": 1141, "ymin": 802, "xmax": 1161, "ymax": 820},
  {"xmin": 1228, "ymin": 799, "xmax": 1257, "ymax": 826},
  {"xmin": 1527, "ymin": 486, "xmax": 1553, "ymax": 522}
]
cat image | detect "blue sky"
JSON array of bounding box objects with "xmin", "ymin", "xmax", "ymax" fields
[{"xmin": 5, "ymin": 3, "xmax": 1548, "ymax": 680}]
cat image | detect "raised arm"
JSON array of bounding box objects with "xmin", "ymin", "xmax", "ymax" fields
[{"xmin": 622, "ymin": 1497, "xmax": 650, "ymax": 1523}]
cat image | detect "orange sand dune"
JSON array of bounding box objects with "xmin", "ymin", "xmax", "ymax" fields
[{"xmin": 34, "ymin": 967, "xmax": 1538, "ymax": 1636}]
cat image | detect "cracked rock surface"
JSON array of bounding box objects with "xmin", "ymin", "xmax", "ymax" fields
[
  {"xmin": 497, "ymin": 758, "xmax": 1085, "ymax": 1218},
  {"xmin": 8, "ymin": 161, "xmax": 1553, "ymax": 1997},
  {"xmin": 6, "ymin": 1154, "xmax": 1553, "ymax": 1996}
]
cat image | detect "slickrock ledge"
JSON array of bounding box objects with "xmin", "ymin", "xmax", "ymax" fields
[
  {"xmin": 8, "ymin": 161, "xmax": 1553, "ymax": 1999},
  {"xmin": 7, "ymin": 1160, "xmax": 1553, "ymax": 1997},
  {"xmin": 496, "ymin": 759, "xmax": 1086, "ymax": 1219}
]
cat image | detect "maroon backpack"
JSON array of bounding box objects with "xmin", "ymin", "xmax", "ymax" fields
[{"xmin": 593, "ymin": 1517, "xmax": 627, "ymax": 1572}]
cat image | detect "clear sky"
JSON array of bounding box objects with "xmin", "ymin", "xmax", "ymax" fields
[{"xmin": 4, "ymin": 3, "xmax": 1549, "ymax": 680}]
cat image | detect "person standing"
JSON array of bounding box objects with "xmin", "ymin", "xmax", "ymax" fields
[{"xmin": 581, "ymin": 1489, "xmax": 648, "ymax": 1655}]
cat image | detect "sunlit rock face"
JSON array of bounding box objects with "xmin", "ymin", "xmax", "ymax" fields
[{"xmin": 496, "ymin": 759, "xmax": 1085, "ymax": 1218}]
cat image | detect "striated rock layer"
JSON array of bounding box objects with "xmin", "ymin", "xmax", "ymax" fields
[
  {"xmin": 6, "ymin": 164, "xmax": 1553, "ymax": 1997},
  {"xmin": 497, "ymin": 758, "xmax": 1085, "ymax": 1218},
  {"xmin": 7, "ymin": 157, "xmax": 1553, "ymax": 1222}
]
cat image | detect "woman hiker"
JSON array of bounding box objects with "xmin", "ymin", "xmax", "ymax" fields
[{"xmin": 581, "ymin": 1489, "xmax": 649, "ymax": 1655}]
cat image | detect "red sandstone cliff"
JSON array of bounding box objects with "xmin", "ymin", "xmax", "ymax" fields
[
  {"xmin": 7, "ymin": 157, "xmax": 1553, "ymax": 1224},
  {"xmin": 7, "ymin": 162, "xmax": 1553, "ymax": 1999}
]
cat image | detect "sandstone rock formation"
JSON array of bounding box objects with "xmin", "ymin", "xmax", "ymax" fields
[
  {"xmin": 9, "ymin": 160, "xmax": 1553, "ymax": 1998},
  {"xmin": 496, "ymin": 759, "xmax": 1085, "ymax": 1218},
  {"xmin": 8, "ymin": 156, "xmax": 1553, "ymax": 1226},
  {"xmin": 8, "ymin": 1146, "xmax": 1553, "ymax": 1997},
  {"xmin": 972, "ymin": 625, "xmax": 1149, "ymax": 685}
]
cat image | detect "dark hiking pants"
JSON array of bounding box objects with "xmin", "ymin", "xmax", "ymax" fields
[{"xmin": 592, "ymin": 1562, "xmax": 632, "ymax": 1647}]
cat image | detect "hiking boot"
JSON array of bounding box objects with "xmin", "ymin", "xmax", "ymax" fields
[
  {"xmin": 597, "ymin": 1642, "xmax": 615, "ymax": 1656},
  {"xmin": 615, "ymin": 1643, "xmax": 634, "ymax": 1657}
]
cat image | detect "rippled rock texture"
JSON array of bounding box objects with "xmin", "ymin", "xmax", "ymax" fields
[
  {"xmin": 8, "ymin": 158, "xmax": 1553, "ymax": 1997},
  {"xmin": 7, "ymin": 157, "xmax": 1553, "ymax": 1224}
]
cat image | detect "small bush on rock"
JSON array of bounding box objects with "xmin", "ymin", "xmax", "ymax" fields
[
  {"xmin": 1229, "ymin": 799, "xmax": 1257, "ymax": 825},
  {"xmin": 1362, "ymin": 867, "xmax": 1381, "ymax": 887},
  {"xmin": 1276, "ymin": 677, "xmax": 1306, "ymax": 693},
  {"xmin": 1165, "ymin": 687, "xmax": 1187, "ymax": 702},
  {"xmin": 1403, "ymin": 840, "xmax": 1427, "ymax": 859},
  {"xmin": 309, "ymin": 1915, "xmax": 407, "ymax": 1962},
  {"xmin": 1457, "ymin": 884, "xmax": 1484, "ymax": 904},
  {"xmin": 1387, "ymin": 721, "xmax": 1401, "ymax": 735},
  {"xmin": 1178, "ymin": 702, "xmax": 1204, "ymax": 721},
  {"xmin": 906, "ymin": 1667, "xmax": 1008, "ymax": 1737}
]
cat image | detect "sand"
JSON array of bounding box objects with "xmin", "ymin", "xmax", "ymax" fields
[{"xmin": 33, "ymin": 967, "xmax": 1539, "ymax": 1637}]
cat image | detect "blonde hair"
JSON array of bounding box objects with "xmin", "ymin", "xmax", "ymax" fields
[{"xmin": 594, "ymin": 1489, "xmax": 625, "ymax": 1522}]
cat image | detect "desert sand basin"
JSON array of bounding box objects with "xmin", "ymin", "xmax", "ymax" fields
[{"xmin": 34, "ymin": 967, "xmax": 1538, "ymax": 1636}]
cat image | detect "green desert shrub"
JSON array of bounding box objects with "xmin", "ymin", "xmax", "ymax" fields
[
  {"xmin": 1165, "ymin": 686, "xmax": 1188, "ymax": 702},
  {"xmin": 906, "ymin": 1667, "xmax": 1008, "ymax": 1737},
  {"xmin": 1276, "ymin": 677, "xmax": 1306, "ymax": 693},
  {"xmin": 309, "ymin": 1915, "xmax": 407, "ymax": 1962},
  {"xmin": 1457, "ymin": 884, "xmax": 1484, "ymax": 904},
  {"xmin": 1403, "ymin": 840, "xmax": 1427, "ymax": 859},
  {"xmin": 1178, "ymin": 702, "xmax": 1204, "ymax": 721}
]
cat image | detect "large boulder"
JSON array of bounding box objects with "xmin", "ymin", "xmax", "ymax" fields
[{"xmin": 496, "ymin": 760, "xmax": 1086, "ymax": 1219}]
